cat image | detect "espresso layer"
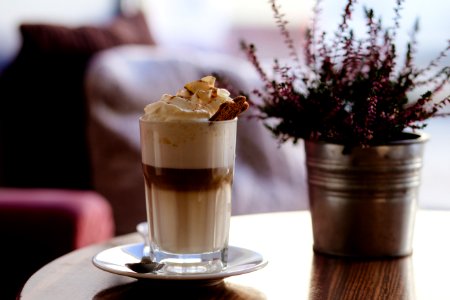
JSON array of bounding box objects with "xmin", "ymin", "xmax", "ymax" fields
[{"xmin": 142, "ymin": 164, "xmax": 233, "ymax": 191}]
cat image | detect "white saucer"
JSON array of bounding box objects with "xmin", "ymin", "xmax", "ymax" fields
[{"xmin": 93, "ymin": 243, "xmax": 268, "ymax": 280}]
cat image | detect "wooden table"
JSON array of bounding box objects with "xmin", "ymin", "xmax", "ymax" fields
[{"xmin": 20, "ymin": 210, "xmax": 450, "ymax": 299}]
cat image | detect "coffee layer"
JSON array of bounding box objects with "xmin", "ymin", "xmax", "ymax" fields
[{"xmin": 142, "ymin": 164, "xmax": 233, "ymax": 191}]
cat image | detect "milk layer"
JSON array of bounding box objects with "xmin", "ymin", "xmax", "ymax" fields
[{"xmin": 139, "ymin": 119, "xmax": 236, "ymax": 169}]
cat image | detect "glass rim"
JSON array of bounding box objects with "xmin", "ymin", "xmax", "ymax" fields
[{"xmin": 139, "ymin": 116, "xmax": 238, "ymax": 124}]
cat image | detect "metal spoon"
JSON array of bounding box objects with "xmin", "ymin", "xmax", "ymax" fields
[{"xmin": 126, "ymin": 256, "xmax": 164, "ymax": 274}]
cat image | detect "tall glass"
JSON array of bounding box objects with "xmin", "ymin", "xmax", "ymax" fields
[{"xmin": 139, "ymin": 118, "xmax": 237, "ymax": 274}]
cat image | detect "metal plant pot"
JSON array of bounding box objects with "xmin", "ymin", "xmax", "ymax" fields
[{"xmin": 305, "ymin": 133, "xmax": 428, "ymax": 257}]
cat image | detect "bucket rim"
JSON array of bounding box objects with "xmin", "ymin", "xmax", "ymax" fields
[{"xmin": 304, "ymin": 131, "xmax": 429, "ymax": 148}]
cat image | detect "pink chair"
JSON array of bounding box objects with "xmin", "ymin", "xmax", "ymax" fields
[{"xmin": 0, "ymin": 188, "xmax": 114, "ymax": 299}]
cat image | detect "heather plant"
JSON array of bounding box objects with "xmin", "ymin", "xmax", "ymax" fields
[{"xmin": 243, "ymin": 0, "xmax": 450, "ymax": 147}]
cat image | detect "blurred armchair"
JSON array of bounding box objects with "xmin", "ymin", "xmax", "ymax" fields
[
  {"xmin": 84, "ymin": 45, "xmax": 309, "ymax": 235},
  {"xmin": 0, "ymin": 188, "xmax": 114, "ymax": 299}
]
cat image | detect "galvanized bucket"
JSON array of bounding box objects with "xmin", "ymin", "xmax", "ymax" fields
[{"xmin": 305, "ymin": 133, "xmax": 429, "ymax": 257}]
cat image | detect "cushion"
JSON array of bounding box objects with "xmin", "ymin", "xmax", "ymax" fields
[
  {"xmin": 0, "ymin": 12, "xmax": 154, "ymax": 190},
  {"xmin": 85, "ymin": 45, "xmax": 308, "ymax": 234},
  {"xmin": 19, "ymin": 12, "xmax": 154, "ymax": 54}
]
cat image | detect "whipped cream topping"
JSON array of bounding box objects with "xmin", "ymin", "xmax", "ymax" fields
[{"xmin": 141, "ymin": 76, "xmax": 233, "ymax": 121}]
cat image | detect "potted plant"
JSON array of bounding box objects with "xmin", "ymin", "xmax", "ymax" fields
[{"xmin": 242, "ymin": 0, "xmax": 450, "ymax": 257}]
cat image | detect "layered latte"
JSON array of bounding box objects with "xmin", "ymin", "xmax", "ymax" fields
[
  {"xmin": 140, "ymin": 120, "xmax": 236, "ymax": 255},
  {"xmin": 139, "ymin": 76, "xmax": 247, "ymax": 272}
]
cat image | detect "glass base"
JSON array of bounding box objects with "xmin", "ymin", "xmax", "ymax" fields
[{"xmin": 149, "ymin": 247, "xmax": 228, "ymax": 275}]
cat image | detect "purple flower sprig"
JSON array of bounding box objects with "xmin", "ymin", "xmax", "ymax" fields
[{"xmin": 243, "ymin": 0, "xmax": 450, "ymax": 147}]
